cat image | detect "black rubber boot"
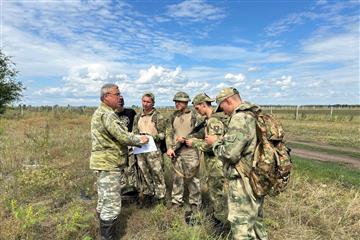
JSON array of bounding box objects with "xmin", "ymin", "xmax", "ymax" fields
[
  {"xmin": 100, "ymin": 218, "xmax": 117, "ymax": 240},
  {"xmin": 185, "ymin": 210, "xmax": 199, "ymax": 226}
]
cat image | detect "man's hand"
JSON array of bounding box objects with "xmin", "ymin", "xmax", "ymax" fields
[
  {"xmin": 185, "ymin": 139, "xmax": 193, "ymax": 147},
  {"xmin": 205, "ymin": 135, "xmax": 218, "ymax": 145},
  {"xmin": 139, "ymin": 135, "xmax": 149, "ymax": 144},
  {"xmin": 175, "ymin": 136, "xmax": 185, "ymax": 143},
  {"xmin": 166, "ymin": 149, "xmax": 176, "ymax": 158}
]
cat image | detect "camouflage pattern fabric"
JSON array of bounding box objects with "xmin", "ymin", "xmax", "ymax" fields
[
  {"xmin": 90, "ymin": 103, "xmax": 142, "ymax": 171},
  {"xmin": 119, "ymin": 150, "xmax": 139, "ymax": 193},
  {"xmin": 173, "ymin": 91, "xmax": 190, "ymax": 102},
  {"xmin": 228, "ymin": 176, "xmax": 268, "ymax": 240},
  {"xmin": 136, "ymin": 150, "xmax": 166, "ymax": 199},
  {"xmin": 171, "ymin": 148, "xmax": 201, "ymax": 206},
  {"xmin": 191, "ymin": 112, "xmax": 228, "ymax": 223},
  {"xmin": 95, "ymin": 170, "xmax": 122, "ymax": 221},
  {"xmin": 166, "ymin": 109, "xmax": 202, "ymax": 207},
  {"xmin": 213, "ymin": 102, "xmax": 268, "ymax": 240},
  {"xmin": 133, "ymin": 108, "xmax": 166, "ymax": 199}
]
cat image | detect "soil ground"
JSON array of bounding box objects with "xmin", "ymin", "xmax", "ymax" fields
[{"xmin": 288, "ymin": 140, "xmax": 360, "ymax": 169}]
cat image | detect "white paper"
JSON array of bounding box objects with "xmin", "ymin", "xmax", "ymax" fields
[{"xmin": 133, "ymin": 135, "xmax": 158, "ymax": 154}]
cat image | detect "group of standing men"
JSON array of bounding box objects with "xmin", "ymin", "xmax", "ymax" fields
[{"xmin": 90, "ymin": 83, "xmax": 268, "ymax": 240}]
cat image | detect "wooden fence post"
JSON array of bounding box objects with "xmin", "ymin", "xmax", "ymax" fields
[
  {"xmin": 330, "ymin": 106, "xmax": 333, "ymax": 119},
  {"xmin": 296, "ymin": 105, "xmax": 299, "ymax": 120}
]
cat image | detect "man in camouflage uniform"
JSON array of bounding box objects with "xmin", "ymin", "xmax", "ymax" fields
[
  {"xmin": 185, "ymin": 93, "xmax": 228, "ymax": 227},
  {"xmin": 133, "ymin": 92, "xmax": 166, "ymax": 206},
  {"xmin": 90, "ymin": 83, "xmax": 148, "ymax": 240},
  {"xmin": 166, "ymin": 91, "xmax": 202, "ymax": 215},
  {"xmin": 206, "ymin": 87, "xmax": 268, "ymax": 240}
]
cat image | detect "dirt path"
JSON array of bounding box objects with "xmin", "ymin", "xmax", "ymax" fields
[
  {"xmin": 288, "ymin": 140, "xmax": 360, "ymax": 153},
  {"xmin": 289, "ymin": 142, "xmax": 360, "ymax": 170}
]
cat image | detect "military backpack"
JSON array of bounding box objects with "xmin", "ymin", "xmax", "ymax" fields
[{"xmin": 237, "ymin": 108, "xmax": 292, "ymax": 197}]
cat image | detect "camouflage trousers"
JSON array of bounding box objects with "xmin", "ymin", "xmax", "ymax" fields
[
  {"xmin": 171, "ymin": 148, "xmax": 201, "ymax": 207},
  {"xmin": 120, "ymin": 153, "xmax": 139, "ymax": 194},
  {"xmin": 137, "ymin": 150, "xmax": 166, "ymax": 199},
  {"xmin": 206, "ymin": 156, "xmax": 228, "ymax": 223},
  {"xmin": 95, "ymin": 170, "xmax": 122, "ymax": 221},
  {"xmin": 228, "ymin": 175, "xmax": 268, "ymax": 240}
]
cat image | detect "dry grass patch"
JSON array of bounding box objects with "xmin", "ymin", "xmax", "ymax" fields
[{"xmin": 266, "ymin": 175, "xmax": 360, "ymax": 240}]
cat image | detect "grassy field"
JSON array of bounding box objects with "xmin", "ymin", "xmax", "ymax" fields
[{"xmin": 0, "ymin": 109, "xmax": 359, "ymax": 239}]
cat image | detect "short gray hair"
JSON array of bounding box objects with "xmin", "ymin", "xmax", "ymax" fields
[{"xmin": 100, "ymin": 83, "xmax": 118, "ymax": 101}]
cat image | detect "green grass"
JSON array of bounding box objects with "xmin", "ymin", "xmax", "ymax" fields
[
  {"xmin": 1, "ymin": 110, "xmax": 360, "ymax": 240},
  {"xmin": 282, "ymin": 119, "xmax": 360, "ymax": 147},
  {"xmin": 288, "ymin": 142, "xmax": 360, "ymax": 159},
  {"xmin": 293, "ymin": 156, "xmax": 360, "ymax": 188}
]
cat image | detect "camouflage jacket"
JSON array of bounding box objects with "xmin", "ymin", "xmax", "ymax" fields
[
  {"xmin": 191, "ymin": 111, "xmax": 226, "ymax": 155},
  {"xmin": 133, "ymin": 108, "xmax": 166, "ymax": 143},
  {"xmin": 90, "ymin": 103, "xmax": 142, "ymax": 171},
  {"xmin": 213, "ymin": 102, "xmax": 260, "ymax": 178},
  {"xmin": 165, "ymin": 108, "xmax": 203, "ymax": 150}
]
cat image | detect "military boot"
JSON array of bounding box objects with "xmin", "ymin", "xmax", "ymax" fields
[{"xmin": 100, "ymin": 218, "xmax": 117, "ymax": 240}]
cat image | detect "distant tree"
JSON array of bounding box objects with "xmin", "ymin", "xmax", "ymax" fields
[{"xmin": 0, "ymin": 50, "xmax": 24, "ymax": 114}]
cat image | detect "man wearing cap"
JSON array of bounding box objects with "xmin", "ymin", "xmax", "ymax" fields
[
  {"xmin": 133, "ymin": 92, "xmax": 166, "ymax": 206},
  {"xmin": 90, "ymin": 83, "xmax": 149, "ymax": 240},
  {"xmin": 205, "ymin": 87, "xmax": 268, "ymax": 240},
  {"xmin": 185, "ymin": 93, "xmax": 228, "ymax": 229},
  {"xmin": 166, "ymin": 91, "xmax": 202, "ymax": 216}
]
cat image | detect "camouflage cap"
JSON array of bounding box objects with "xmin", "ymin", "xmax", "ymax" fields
[
  {"xmin": 215, "ymin": 87, "xmax": 239, "ymax": 104},
  {"xmin": 215, "ymin": 87, "xmax": 239, "ymax": 112},
  {"xmin": 192, "ymin": 93, "xmax": 214, "ymax": 105},
  {"xmin": 173, "ymin": 91, "xmax": 190, "ymax": 102},
  {"xmin": 142, "ymin": 92, "xmax": 155, "ymax": 102}
]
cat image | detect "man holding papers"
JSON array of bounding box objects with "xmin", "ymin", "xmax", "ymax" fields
[{"xmin": 133, "ymin": 92, "xmax": 167, "ymax": 206}]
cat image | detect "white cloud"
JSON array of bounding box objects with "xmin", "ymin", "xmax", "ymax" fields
[
  {"xmin": 252, "ymin": 79, "xmax": 263, "ymax": 86},
  {"xmin": 188, "ymin": 45, "xmax": 248, "ymax": 60},
  {"xmin": 167, "ymin": 0, "xmax": 225, "ymax": 22},
  {"xmin": 272, "ymin": 92, "xmax": 286, "ymax": 98},
  {"xmin": 215, "ymin": 82, "xmax": 228, "ymax": 89},
  {"xmin": 261, "ymin": 40, "xmax": 284, "ymax": 49},
  {"xmin": 275, "ymin": 75, "xmax": 295, "ymax": 90},
  {"xmin": 136, "ymin": 65, "xmax": 185, "ymax": 84},
  {"xmin": 300, "ymin": 31, "xmax": 359, "ymax": 63},
  {"xmin": 247, "ymin": 67, "xmax": 259, "ymax": 72},
  {"xmin": 265, "ymin": 11, "xmax": 317, "ymax": 36},
  {"xmin": 224, "ymin": 73, "xmax": 246, "ymax": 84},
  {"xmin": 265, "ymin": 1, "xmax": 358, "ymax": 37},
  {"xmin": 307, "ymin": 80, "xmax": 323, "ymax": 87},
  {"xmin": 3, "ymin": 0, "xmax": 359, "ymax": 106}
]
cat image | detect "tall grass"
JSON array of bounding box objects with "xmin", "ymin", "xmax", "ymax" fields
[{"xmin": 0, "ymin": 110, "xmax": 359, "ymax": 239}]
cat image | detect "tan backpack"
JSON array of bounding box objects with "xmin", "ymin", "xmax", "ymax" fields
[{"xmin": 237, "ymin": 109, "xmax": 292, "ymax": 197}]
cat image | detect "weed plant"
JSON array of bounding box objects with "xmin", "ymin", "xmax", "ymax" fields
[{"xmin": 0, "ymin": 110, "xmax": 359, "ymax": 239}]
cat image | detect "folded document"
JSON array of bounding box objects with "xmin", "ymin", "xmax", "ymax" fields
[{"xmin": 133, "ymin": 135, "xmax": 157, "ymax": 154}]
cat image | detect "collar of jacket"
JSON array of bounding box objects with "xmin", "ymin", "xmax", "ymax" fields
[
  {"xmin": 174, "ymin": 108, "xmax": 191, "ymax": 116},
  {"xmin": 100, "ymin": 102, "xmax": 115, "ymax": 112},
  {"xmin": 231, "ymin": 101, "xmax": 260, "ymax": 116},
  {"xmin": 141, "ymin": 108, "xmax": 156, "ymax": 116}
]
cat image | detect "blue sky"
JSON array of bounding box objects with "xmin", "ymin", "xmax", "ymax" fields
[{"xmin": 2, "ymin": 0, "xmax": 359, "ymax": 106}]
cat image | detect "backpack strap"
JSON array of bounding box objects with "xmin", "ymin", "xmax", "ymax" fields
[{"xmin": 151, "ymin": 110, "xmax": 158, "ymax": 128}]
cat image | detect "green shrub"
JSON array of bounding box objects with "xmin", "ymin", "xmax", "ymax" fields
[
  {"xmin": 56, "ymin": 202, "xmax": 94, "ymax": 239},
  {"xmin": 16, "ymin": 166, "xmax": 71, "ymax": 198}
]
